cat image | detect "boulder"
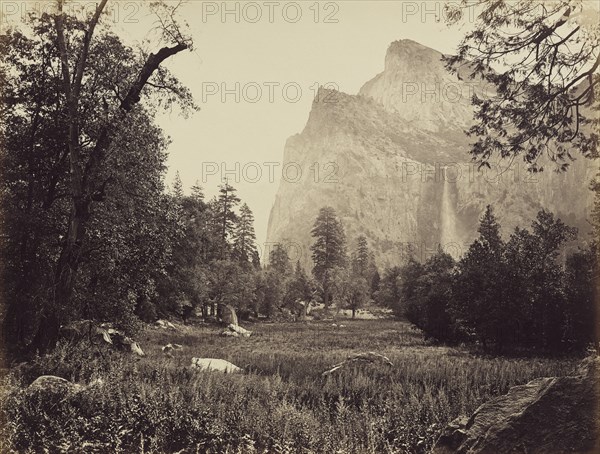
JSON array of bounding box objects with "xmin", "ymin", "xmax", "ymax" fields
[
  {"xmin": 432, "ymin": 356, "xmax": 600, "ymax": 454},
  {"xmin": 162, "ymin": 343, "xmax": 183, "ymax": 356},
  {"xmin": 59, "ymin": 321, "xmax": 145, "ymax": 356},
  {"xmin": 129, "ymin": 341, "xmax": 145, "ymax": 357},
  {"xmin": 322, "ymin": 352, "xmax": 394, "ymax": 376},
  {"xmin": 218, "ymin": 304, "xmax": 238, "ymax": 326},
  {"xmin": 191, "ymin": 357, "xmax": 243, "ymax": 373},
  {"xmin": 155, "ymin": 319, "xmax": 177, "ymax": 330},
  {"xmin": 221, "ymin": 330, "xmax": 239, "ymax": 337},
  {"xmin": 163, "ymin": 343, "xmax": 182, "ymax": 351},
  {"xmin": 97, "ymin": 326, "xmax": 145, "ymax": 357},
  {"xmin": 227, "ymin": 323, "xmax": 252, "ymax": 337},
  {"xmin": 26, "ymin": 375, "xmax": 83, "ymax": 400}
]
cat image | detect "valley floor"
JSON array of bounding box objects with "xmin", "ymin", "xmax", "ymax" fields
[{"xmin": 1, "ymin": 319, "xmax": 579, "ymax": 453}]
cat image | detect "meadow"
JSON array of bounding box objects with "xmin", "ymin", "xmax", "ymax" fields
[{"xmin": 0, "ymin": 319, "xmax": 579, "ymax": 453}]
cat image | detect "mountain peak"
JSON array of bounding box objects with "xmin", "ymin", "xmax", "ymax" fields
[
  {"xmin": 388, "ymin": 39, "xmax": 437, "ymax": 53},
  {"xmin": 359, "ymin": 39, "xmax": 473, "ymax": 133},
  {"xmin": 384, "ymin": 39, "xmax": 443, "ymax": 71}
]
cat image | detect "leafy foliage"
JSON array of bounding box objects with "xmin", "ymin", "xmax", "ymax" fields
[
  {"xmin": 380, "ymin": 206, "xmax": 596, "ymax": 352},
  {"xmin": 446, "ymin": 0, "xmax": 599, "ymax": 171},
  {"xmin": 0, "ymin": 8, "xmax": 191, "ymax": 353}
]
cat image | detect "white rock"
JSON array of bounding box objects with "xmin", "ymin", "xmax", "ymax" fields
[
  {"xmin": 130, "ymin": 341, "xmax": 145, "ymax": 357},
  {"xmin": 191, "ymin": 357, "xmax": 243, "ymax": 373},
  {"xmin": 227, "ymin": 323, "xmax": 252, "ymax": 337}
]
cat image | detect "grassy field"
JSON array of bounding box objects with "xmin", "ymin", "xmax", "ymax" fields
[{"xmin": 0, "ymin": 319, "xmax": 580, "ymax": 453}]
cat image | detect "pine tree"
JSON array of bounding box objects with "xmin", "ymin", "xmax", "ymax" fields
[
  {"xmin": 251, "ymin": 250, "xmax": 262, "ymax": 270},
  {"xmin": 526, "ymin": 210, "xmax": 577, "ymax": 349},
  {"xmin": 310, "ymin": 206, "xmax": 347, "ymax": 306},
  {"xmin": 233, "ymin": 203, "xmax": 258, "ymax": 264},
  {"xmin": 370, "ymin": 268, "xmax": 381, "ymax": 296},
  {"xmin": 269, "ymin": 243, "xmax": 291, "ymax": 276},
  {"xmin": 215, "ymin": 180, "xmax": 240, "ymax": 257},
  {"xmin": 172, "ymin": 171, "xmax": 184, "ymax": 199},
  {"xmin": 352, "ymin": 235, "xmax": 370, "ymax": 277},
  {"xmin": 445, "ymin": 1, "xmax": 598, "ymax": 171},
  {"xmin": 453, "ymin": 205, "xmax": 507, "ymax": 350},
  {"xmin": 478, "ymin": 205, "xmax": 502, "ymax": 254},
  {"xmin": 190, "ymin": 180, "xmax": 205, "ymax": 202}
]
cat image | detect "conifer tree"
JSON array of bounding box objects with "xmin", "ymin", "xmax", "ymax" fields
[
  {"xmin": 233, "ymin": 203, "xmax": 258, "ymax": 264},
  {"xmin": 310, "ymin": 206, "xmax": 347, "ymax": 306},
  {"xmin": 215, "ymin": 180, "xmax": 240, "ymax": 256}
]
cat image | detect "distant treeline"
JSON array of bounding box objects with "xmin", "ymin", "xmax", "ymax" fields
[{"xmin": 376, "ymin": 206, "xmax": 599, "ymax": 353}]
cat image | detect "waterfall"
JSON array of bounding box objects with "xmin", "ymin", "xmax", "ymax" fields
[{"xmin": 440, "ymin": 167, "xmax": 459, "ymax": 258}]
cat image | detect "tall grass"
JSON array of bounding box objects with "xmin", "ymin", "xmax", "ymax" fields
[{"xmin": 0, "ymin": 320, "xmax": 578, "ymax": 453}]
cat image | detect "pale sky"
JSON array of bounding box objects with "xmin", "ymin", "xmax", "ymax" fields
[
  {"xmin": 11, "ymin": 1, "xmax": 588, "ymax": 250},
  {"xmin": 124, "ymin": 0, "xmax": 472, "ymax": 248},
  {"xmin": 2, "ymin": 0, "xmax": 597, "ymax": 259}
]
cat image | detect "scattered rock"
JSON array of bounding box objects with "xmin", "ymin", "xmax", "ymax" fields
[
  {"xmin": 129, "ymin": 341, "xmax": 145, "ymax": 357},
  {"xmin": 322, "ymin": 352, "xmax": 394, "ymax": 376},
  {"xmin": 161, "ymin": 343, "xmax": 182, "ymax": 351},
  {"xmin": 97, "ymin": 326, "xmax": 145, "ymax": 357},
  {"xmin": 227, "ymin": 323, "xmax": 252, "ymax": 337},
  {"xmin": 26, "ymin": 375, "xmax": 83, "ymax": 399},
  {"xmin": 155, "ymin": 319, "xmax": 177, "ymax": 330},
  {"xmin": 162, "ymin": 343, "xmax": 183, "ymax": 356},
  {"xmin": 219, "ymin": 323, "xmax": 251, "ymax": 337},
  {"xmin": 432, "ymin": 356, "xmax": 600, "ymax": 454},
  {"xmin": 60, "ymin": 321, "xmax": 146, "ymax": 357},
  {"xmin": 191, "ymin": 357, "xmax": 243, "ymax": 373}
]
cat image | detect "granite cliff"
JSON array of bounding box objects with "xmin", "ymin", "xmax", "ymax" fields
[{"xmin": 266, "ymin": 39, "xmax": 596, "ymax": 267}]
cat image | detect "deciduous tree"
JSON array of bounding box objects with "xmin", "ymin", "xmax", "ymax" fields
[{"xmin": 446, "ymin": 0, "xmax": 599, "ymax": 171}]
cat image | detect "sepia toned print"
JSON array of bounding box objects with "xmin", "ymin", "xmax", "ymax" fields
[{"xmin": 0, "ymin": 1, "xmax": 598, "ymax": 453}]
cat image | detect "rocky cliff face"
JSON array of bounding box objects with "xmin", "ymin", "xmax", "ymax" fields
[{"xmin": 266, "ymin": 40, "xmax": 597, "ymax": 267}]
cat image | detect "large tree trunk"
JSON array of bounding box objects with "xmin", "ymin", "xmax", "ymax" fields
[
  {"xmin": 27, "ymin": 0, "xmax": 188, "ymax": 353},
  {"xmin": 32, "ymin": 200, "xmax": 89, "ymax": 352}
]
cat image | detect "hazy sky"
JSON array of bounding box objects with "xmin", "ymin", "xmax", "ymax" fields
[
  {"xmin": 8, "ymin": 1, "xmax": 581, "ymax": 251},
  {"xmin": 120, "ymin": 0, "xmax": 472, "ymax": 249},
  {"xmin": 1, "ymin": 0, "xmax": 597, "ymax": 262}
]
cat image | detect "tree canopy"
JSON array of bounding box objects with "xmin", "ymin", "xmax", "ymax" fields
[
  {"xmin": 310, "ymin": 207, "xmax": 347, "ymax": 306},
  {"xmin": 446, "ymin": 0, "xmax": 599, "ymax": 171},
  {"xmin": 1, "ymin": 1, "xmax": 194, "ymax": 354}
]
